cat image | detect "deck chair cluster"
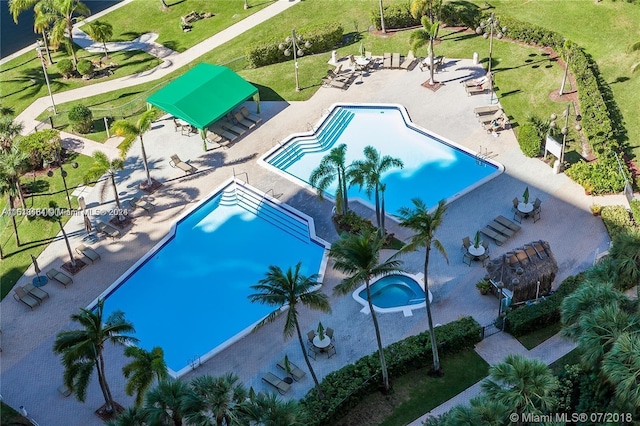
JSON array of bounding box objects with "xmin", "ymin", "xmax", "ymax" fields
[
  {"xmin": 96, "ymin": 221, "xmax": 120, "ymax": 239},
  {"xmin": 481, "ymin": 215, "xmax": 521, "ymax": 246},
  {"xmin": 505, "ymin": 241, "xmax": 552, "ymax": 268},
  {"xmin": 206, "ymin": 106, "xmax": 261, "ymax": 148},
  {"xmin": 129, "ymin": 197, "xmax": 155, "ymax": 215},
  {"xmin": 13, "ymin": 284, "xmax": 50, "ymax": 310},
  {"xmin": 321, "ymin": 64, "xmax": 354, "ymax": 90}
]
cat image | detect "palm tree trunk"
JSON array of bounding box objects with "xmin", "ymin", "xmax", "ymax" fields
[
  {"xmin": 380, "ymin": 187, "xmax": 386, "ymax": 238},
  {"xmin": 340, "ymin": 169, "xmax": 349, "ymax": 215},
  {"xmin": 378, "ymin": 0, "xmax": 386, "ymax": 33},
  {"xmin": 366, "ymin": 279, "xmax": 390, "ymax": 391},
  {"xmin": 424, "ymin": 249, "xmax": 442, "ymax": 375},
  {"xmin": 59, "ymin": 219, "xmax": 76, "ymax": 267},
  {"xmin": 429, "ymin": 38, "xmax": 435, "ymax": 86},
  {"xmin": 139, "ymin": 137, "xmax": 153, "ymax": 187},
  {"xmin": 9, "ymin": 196, "xmax": 20, "ymax": 246},
  {"xmin": 109, "ymin": 173, "xmax": 125, "ymax": 220},
  {"xmin": 96, "ymin": 353, "xmax": 115, "ymax": 413},
  {"xmin": 42, "ymin": 31, "xmax": 54, "ymax": 65},
  {"xmin": 295, "ymin": 319, "xmax": 324, "ymax": 399},
  {"xmin": 67, "ymin": 22, "xmax": 78, "ymax": 67},
  {"xmin": 374, "ymin": 184, "xmax": 381, "ymax": 229},
  {"xmin": 16, "ymin": 178, "xmax": 26, "ymax": 209}
]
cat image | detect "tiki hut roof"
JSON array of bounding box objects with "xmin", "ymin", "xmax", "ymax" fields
[{"xmin": 485, "ymin": 240, "xmax": 558, "ymax": 303}]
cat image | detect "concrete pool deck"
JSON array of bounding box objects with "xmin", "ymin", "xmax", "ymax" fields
[{"xmin": 0, "ymin": 59, "xmax": 623, "ymax": 425}]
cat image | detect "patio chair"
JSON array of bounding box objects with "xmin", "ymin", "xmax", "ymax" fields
[
  {"xmin": 209, "ymin": 124, "xmax": 238, "ymax": 144},
  {"xmin": 532, "ymin": 201, "xmax": 541, "ymax": 223},
  {"xmin": 307, "ymin": 330, "xmax": 316, "ymax": 343},
  {"xmin": 326, "ymin": 327, "xmax": 334, "ymax": 341},
  {"xmin": 326, "ymin": 343, "xmax": 337, "ymax": 358},
  {"xmin": 261, "ymin": 372, "xmax": 291, "ymax": 395},
  {"xmin": 169, "ymin": 154, "xmax": 198, "ymax": 175},
  {"xmin": 13, "ymin": 287, "xmax": 40, "ymax": 310},
  {"xmin": 473, "ymin": 105, "xmax": 501, "ymax": 117},
  {"xmin": 205, "ymin": 131, "xmax": 232, "ymax": 149},
  {"xmin": 513, "ymin": 209, "xmax": 527, "ymax": 224},
  {"xmin": 220, "ymin": 120, "xmax": 246, "ymax": 136},
  {"xmin": 129, "ymin": 197, "xmax": 156, "ymax": 215},
  {"xmin": 46, "ymin": 268, "xmax": 73, "ymax": 287},
  {"xmin": 233, "ymin": 112, "xmax": 256, "ymax": 130},
  {"xmin": 512, "ymin": 197, "xmax": 519, "ymax": 212},
  {"xmin": 307, "ymin": 343, "xmax": 321, "ymax": 360},
  {"xmin": 76, "ymin": 244, "xmax": 101, "ymax": 263},
  {"xmin": 461, "ymin": 236, "xmax": 471, "ymax": 252},
  {"xmin": 239, "ymin": 106, "xmax": 262, "ymax": 125},
  {"xmin": 462, "ymin": 252, "xmax": 473, "ymax": 266},
  {"xmin": 465, "ymin": 81, "xmax": 490, "ymax": 96},
  {"xmin": 383, "ymin": 53, "xmax": 391, "ymax": 69},
  {"xmin": 478, "ymin": 253, "xmax": 490, "ymax": 267},
  {"xmin": 96, "ymin": 221, "xmax": 121, "ymax": 240},
  {"xmin": 23, "ymin": 283, "xmax": 49, "ymax": 302},
  {"xmin": 400, "ymin": 50, "xmax": 417, "ymax": 71},
  {"xmin": 277, "ymin": 357, "xmax": 306, "ymax": 381},
  {"xmin": 482, "ymin": 240, "xmax": 490, "ymax": 254}
]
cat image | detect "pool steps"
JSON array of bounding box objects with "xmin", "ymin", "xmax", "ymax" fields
[
  {"xmin": 217, "ymin": 188, "xmax": 311, "ymax": 243},
  {"xmin": 268, "ymin": 108, "xmax": 355, "ymax": 170}
]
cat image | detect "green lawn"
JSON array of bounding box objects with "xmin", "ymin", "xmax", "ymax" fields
[
  {"xmin": 516, "ymin": 322, "xmax": 562, "ymax": 350},
  {"xmin": 334, "ymin": 350, "xmax": 490, "ymax": 426},
  {"xmin": 0, "ymin": 401, "xmax": 31, "ymax": 425}
]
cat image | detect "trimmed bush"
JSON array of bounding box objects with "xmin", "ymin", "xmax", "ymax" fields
[
  {"xmin": 300, "ymin": 317, "xmax": 482, "ymax": 425},
  {"xmin": 16, "ymin": 129, "xmax": 61, "ymax": 170},
  {"xmin": 630, "ymin": 199, "xmax": 640, "ymax": 226},
  {"xmin": 517, "ymin": 123, "xmax": 542, "ymax": 157},
  {"xmin": 67, "ymin": 104, "xmax": 93, "ymax": 134},
  {"xmin": 601, "ymin": 205, "xmax": 635, "ymax": 240},
  {"xmin": 56, "ymin": 59, "xmax": 74, "ymax": 78},
  {"xmin": 566, "ymin": 153, "xmax": 628, "ymax": 195},
  {"xmin": 76, "ymin": 59, "xmax": 94, "ymax": 77},
  {"xmin": 440, "ymin": 2, "xmax": 482, "ymax": 28},
  {"xmin": 504, "ymin": 273, "xmax": 585, "ymax": 337},
  {"xmin": 370, "ymin": 3, "xmax": 420, "ymax": 31}
]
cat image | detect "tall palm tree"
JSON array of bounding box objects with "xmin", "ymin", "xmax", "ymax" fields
[
  {"xmin": 0, "ymin": 171, "xmax": 22, "ymax": 246},
  {"xmin": 0, "ymin": 145, "xmax": 28, "ymax": 208},
  {"xmin": 53, "ymin": 299, "xmax": 138, "ymax": 416},
  {"xmin": 397, "ymin": 198, "xmax": 448, "ymax": 376},
  {"xmin": 112, "ymin": 109, "xmax": 157, "ymax": 188},
  {"xmin": 446, "ymin": 395, "xmax": 509, "ymax": 425},
  {"xmin": 249, "ymin": 262, "xmax": 331, "ymax": 399},
  {"xmin": 348, "ymin": 145, "xmax": 403, "ymax": 235},
  {"xmin": 122, "ymin": 346, "xmax": 168, "ymax": 407},
  {"xmin": 309, "ymin": 143, "xmax": 350, "ymax": 216},
  {"xmin": 106, "ymin": 406, "xmax": 148, "ymax": 426},
  {"xmin": 410, "ymin": 0, "xmax": 443, "ymax": 26},
  {"xmin": 410, "ymin": 17, "xmax": 440, "ymax": 86},
  {"xmin": 182, "ymin": 373, "xmax": 247, "ymax": 426},
  {"xmin": 481, "ymin": 354, "xmax": 558, "ymax": 426},
  {"xmin": 84, "ymin": 151, "xmax": 125, "ymax": 217},
  {"xmin": 0, "ymin": 114, "xmax": 24, "ymax": 150},
  {"xmin": 602, "ymin": 332, "xmax": 640, "ymax": 414},
  {"xmin": 85, "ymin": 20, "xmax": 113, "ymax": 59},
  {"xmin": 33, "ymin": 0, "xmax": 91, "ymax": 67},
  {"xmin": 330, "ymin": 229, "xmax": 405, "ymax": 391},
  {"xmin": 239, "ymin": 391, "xmax": 308, "ymax": 426},
  {"xmin": 144, "ymin": 379, "xmax": 189, "ymax": 426},
  {"xmin": 8, "ymin": 0, "xmax": 40, "ymax": 22}
]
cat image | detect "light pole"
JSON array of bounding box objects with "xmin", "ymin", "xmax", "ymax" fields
[
  {"xmin": 36, "ymin": 40, "xmax": 57, "ymax": 114},
  {"xmin": 47, "ymin": 151, "xmax": 78, "ymax": 210},
  {"xmin": 279, "ymin": 29, "xmax": 311, "ymax": 92},
  {"xmin": 476, "ymin": 13, "xmax": 506, "ymax": 104},
  {"xmin": 549, "ymin": 102, "xmax": 582, "ymax": 172},
  {"xmin": 559, "ymin": 40, "xmax": 574, "ymax": 96}
]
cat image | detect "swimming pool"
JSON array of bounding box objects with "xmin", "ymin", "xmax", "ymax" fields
[
  {"xmin": 92, "ymin": 179, "xmax": 329, "ymax": 376},
  {"xmin": 261, "ymin": 104, "xmax": 503, "ymax": 214},
  {"xmin": 353, "ymin": 273, "xmax": 432, "ymax": 317}
]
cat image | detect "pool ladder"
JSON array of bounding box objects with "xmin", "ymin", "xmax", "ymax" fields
[
  {"xmin": 475, "ymin": 146, "xmax": 489, "ymax": 165},
  {"xmin": 189, "ymin": 355, "xmax": 201, "ymax": 370}
]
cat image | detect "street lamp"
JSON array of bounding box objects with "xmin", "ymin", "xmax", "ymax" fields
[
  {"xmin": 36, "ymin": 40, "xmax": 57, "ymax": 114},
  {"xmin": 549, "ymin": 102, "xmax": 582, "ymax": 173},
  {"xmin": 476, "ymin": 13, "xmax": 506, "ymax": 104},
  {"xmin": 47, "ymin": 151, "xmax": 78, "ymax": 210},
  {"xmin": 279, "ymin": 29, "xmax": 311, "ymax": 92}
]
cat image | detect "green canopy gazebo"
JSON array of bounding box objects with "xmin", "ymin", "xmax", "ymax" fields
[{"xmin": 146, "ymin": 63, "xmax": 260, "ymax": 148}]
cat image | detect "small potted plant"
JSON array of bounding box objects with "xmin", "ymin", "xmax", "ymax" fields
[
  {"xmin": 590, "ymin": 204, "xmax": 602, "ymax": 216},
  {"xmin": 476, "ymin": 279, "xmax": 491, "ymax": 295}
]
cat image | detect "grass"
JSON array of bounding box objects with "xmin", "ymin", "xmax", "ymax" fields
[
  {"xmin": 0, "ymin": 401, "xmax": 31, "ymax": 425},
  {"xmin": 334, "ymin": 350, "xmax": 490, "ymax": 426},
  {"xmin": 516, "ymin": 322, "xmax": 562, "ymax": 350},
  {"xmin": 0, "ymin": 153, "xmax": 93, "ymax": 299}
]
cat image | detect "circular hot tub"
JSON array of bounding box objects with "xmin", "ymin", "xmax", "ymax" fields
[{"xmin": 352, "ymin": 273, "xmax": 433, "ymax": 317}]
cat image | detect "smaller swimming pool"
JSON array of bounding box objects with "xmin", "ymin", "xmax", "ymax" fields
[{"xmin": 353, "ymin": 273, "xmax": 432, "ymax": 317}]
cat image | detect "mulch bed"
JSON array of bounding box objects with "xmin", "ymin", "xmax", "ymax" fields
[
  {"xmin": 421, "ymin": 81, "xmax": 444, "ymax": 92},
  {"xmin": 109, "ymin": 216, "xmax": 133, "ymax": 230},
  {"xmin": 140, "ymin": 179, "xmax": 162, "ymax": 194},
  {"xmin": 95, "ymin": 402, "xmax": 125, "ymax": 421},
  {"xmin": 61, "ymin": 258, "xmax": 87, "ymax": 275}
]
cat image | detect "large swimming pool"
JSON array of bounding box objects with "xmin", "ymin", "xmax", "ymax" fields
[
  {"xmin": 93, "ymin": 179, "xmax": 329, "ymax": 376},
  {"xmin": 262, "ymin": 104, "xmax": 503, "ymax": 213}
]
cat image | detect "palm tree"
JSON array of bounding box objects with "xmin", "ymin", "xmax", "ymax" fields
[
  {"xmin": 410, "ymin": 17, "xmax": 440, "ymax": 86},
  {"xmin": 33, "ymin": 0, "xmax": 91, "ymax": 67},
  {"xmin": 112, "ymin": 109, "xmax": 157, "ymax": 188},
  {"xmin": 609, "ymin": 232, "xmax": 640, "ymax": 301},
  {"xmin": 602, "ymin": 332, "xmax": 640, "ymax": 413},
  {"xmin": 397, "ymin": 198, "xmax": 448, "ymax": 376},
  {"xmin": 0, "ymin": 114, "xmax": 24, "ymax": 150},
  {"xmin": 8, "ymin": 0, "xmax": 40, "ymax": 22},
  {"xmin": 122, "ymin": 346, "xmax": 168, "ymax": 407},
  {"xmin": 330, "ymin": 229, "xmax": 404, "ymax": 391},
  {"xmin": 84, "ymin": 151, "xmax": 125, "ymax": 218},
  {"xmin": 410, "ymin": 0, "xmax": 443, "ymax": 26},
  {"xmin": 53, "ymin": 299, "xmax": 138, "ymax": 416},
  {"xmin": 182, "ymin": 373, "xmax": 247, "ymax": 426},
  {"xmin": 348, "ymin": 145, "xmax": 403, "ymax": 235},
  {"xmin": 0, "ymin": 171, "xmax": 22, "ymax": 246},
  {"xmin": 309, "ymin": 143, "xmax": 350, "ymax": 216},
  {"xmin": 106, "ymin": 406, "xmax": 148, "ymax": 426},
  {"xmin": 144, "ymin": 379, "xmax": 189, "ymax": 426},
  {"xmin": 239, "ymin": 391, "xmax": 308, "ymax": 426},
  {"xmin": 86, "ymin": 20, "xmax": 113, "ymax": 59},
  {"xmin": 481, "ymin": 354, "xmax": 558, "ymax": 426},
  {"xmin": 249, "ymin": 262, "xmax": 331, "ymax": 399},
  {"xmin": 0, "ymin": 145, "xmax": 28, "ymax": 208},
  {"xmin": 446, "ymin": 395, "xmax": 509, "ymax": 425}
]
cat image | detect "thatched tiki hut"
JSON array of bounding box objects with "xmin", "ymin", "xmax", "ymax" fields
[{"xmin": 484, "ymin": 240, "xmax": 558, "ymax": 304}]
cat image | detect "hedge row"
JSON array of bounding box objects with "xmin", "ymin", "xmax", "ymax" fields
[
  {"xmin": 370, "ymin": 3, "xmax": 420, "ymax": 31},
  {"xmin": 504, "ymin": 273, "xmax": 585, "ymax": 337},
  {"xmin": 601, "ymin": 205, "xmax": 635, "ymax": 240},
  {"xmin": 300, "ymin": 316, "xmax": 482, "ymax": 425},
  {"xmin": 244, "ymin": 23, "xmax": 343, "ymax": 68},
  {"xmin": 631, "ymin": 199, "xmax": 640, "ymax": 225}
]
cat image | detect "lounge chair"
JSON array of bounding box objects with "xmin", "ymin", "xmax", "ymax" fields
[
  {"xmin": 464, "ymin": 74, "xmax": 490, "ymax": 88},
  {"xmin": 209, "ymin": 124, "xmax": 238, "ymax": 144},
  {"xmin": 483, "ymin": 116, "xmax": 506, "ymax": 133},
  {"xmin": 400, "ymin": 50, "xmax": 417, "ymax": 70},
  {"xmin": 515, "ymin": 250, "xmax": 529, "ymax": 266},
  {"xmin": 466, "ymin": 81, "xmax": 490, "ymax": 96},
  {"xmin": 23, "ymin": 283, "xmax": 49, "ymax": 302},
  {"xmin": 480, "ymin": 227, "xmax": 507, "ymax": 246},
  {"xmin": 277, "ymin": 358, "xmax": 306, "ymax": 381},
  {"xmin": 13, "ymin": 287, "xmax": 40, "ymax": 310},
  {"xmin": 129, "ymin": 197, "xmax": 156, "ymax": 214},
  {"xmin": 58, "ymin": 384, "xmax": 72, "ymax": 397},
  {"xmin": 169, "ymin": 154, "xmax": 197, "ymax": 174},
  {"xmin": 524, "ymin": 245, "xmax": 540, "ymax": 261},
  {"xmin": 495, "ymin": 215, "xmax": 521, "ymax": 232},
  {"xmin": 47, "ymin": 268, "xmax": 73, "ymax": 287},
  {"xmin": 95, "ymin": 221, "xmax": 121, "ymax": 239},
  {"xmin": 473, "ymin": 105, "xmax": 501, "ymax": 117},
  {"xmin": 419, "ymin": 55, "xmax": 444, "ymax": 72},
  {"xmin": 233, "ymin": 112, "xmax": 256, "ymax": 130},
  {"xmin": 479, "ymin": 109, "xmax": 504, "ymax": 125},
  {"xmin": 220, "ymin": 120, "xmax": 246, "ymax": 137},
  {"xmin": 391, "ymin": 52, "xmax": 401, "ymax": 69},
  {"xmin": 76, "ymin": 244, "xmax": 101, "ymax": 263},
  {"xmin": 261, "ymin": 372, "xmax": 291, "ymax": 395},
  {"xmin": 487, "ymin": 220, "xmax": 515, "ymax": 237},
  {"xmin": 383, "ymin": 53, "xmax": 391, "ymax": 69},
  {"xmin": 205, "ymin": 131, "xmax": 232, "ymax": 149},
  {"xmin": 239, "ymin": 106, "xmax": 262, "ymax": 125}
]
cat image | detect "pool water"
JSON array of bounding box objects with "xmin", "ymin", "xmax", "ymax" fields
[
  {"xmin": 264, "ymin": 105, "xmax": 502, "ymax": 213},
  {"xmin": 360, "ymin": 274, "xmax": 425, "ymax": 309},
  {"xmin": 97, "ymin": 181, "xmax": 328, "ymax": 375}
]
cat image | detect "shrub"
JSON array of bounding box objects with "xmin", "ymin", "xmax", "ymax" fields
[
  {"xmin": 440, "ymin": 2, "xmax": 482, "ymax": 28},
  {"xmin": 600, "ymin": 205, "xmax": 634, "ymax": 239},
  {"xmin": 566, "ymin": 154, "xmax": 628, "ymax": 195},
  {"xmin": 370, "ymin": 3, "xmax": 420, "ymax": 31},
  {"xmin": 16, "ymin": 129, "xmax": 61, "ymax": 170},
  {"xmin": 56, "ymin": 59, "xmax": 74, "ymax": 78},
  {"xmin": 67, "ymin": 104, "xmax": 93, "ymax": 134},
  {"xmin": 504, "ymin": 273, "xmax": 585, "ymax": 337},
  {"xmin": 300, "ymin": 317, "xmax": 482, "ymax": 425},
  {"xmin": 630, "ymin": 199, "xmax": 640, "ymax": 226},
  {"xmin": 76, "ymin": 59, "xmax": 94, "ymax": 77},
  {"xmin": 517, "ymin": 123, "xmax": 542, "ymax": 157}
]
